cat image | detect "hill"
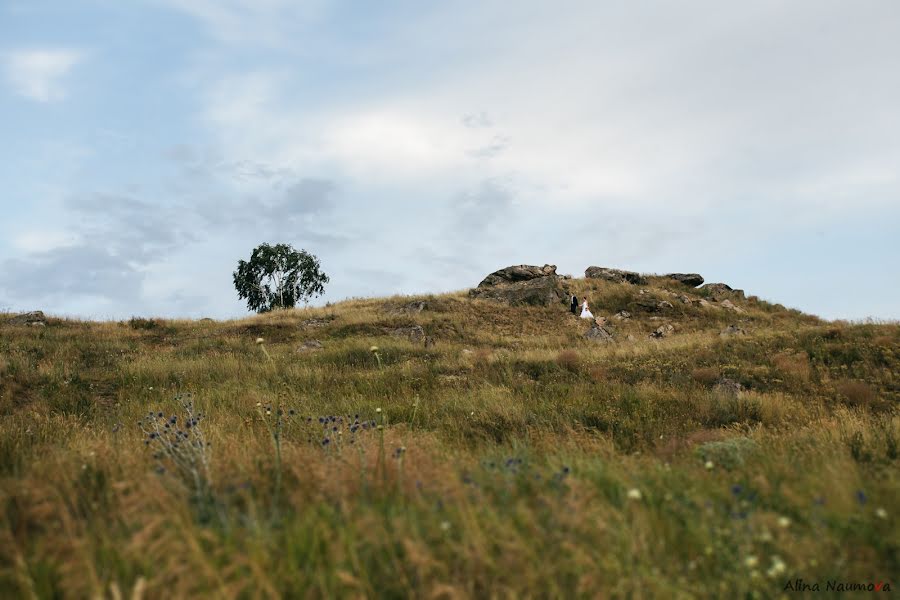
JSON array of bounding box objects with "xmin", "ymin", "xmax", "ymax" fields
[{"xmin": 1, "ymin": 271, "xmax": 898, "ymax": 598}]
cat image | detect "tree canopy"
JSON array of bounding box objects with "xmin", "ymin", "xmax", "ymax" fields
[{"xmin": 233, "ymin": 243, "xmax": 329, "ymax": 313}]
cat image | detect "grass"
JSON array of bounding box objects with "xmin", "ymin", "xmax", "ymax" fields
[{"xmin": 0, "ymin": 280, "xmax": 897, "ymax": 598}]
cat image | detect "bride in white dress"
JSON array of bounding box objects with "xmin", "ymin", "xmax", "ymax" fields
[{"xmin": 580, "ymin": 299, "xmax": 594, "ymax": 319}]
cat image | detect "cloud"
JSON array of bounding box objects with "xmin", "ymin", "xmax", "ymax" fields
[
  {"xmin": 160, "ymin": 0, "xmax": 328, "ymax": 45},
  {"xmin": 3, "ymin": 48, "xmax": 84, "ymax": 102}
]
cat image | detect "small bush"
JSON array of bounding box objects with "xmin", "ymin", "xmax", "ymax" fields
[
  {"xmin": 772, "ymin": 351, "xmax": 811, "ymax": 381},
  {"xmin": 694, "ymin": 437, "xmax": 758, "ymax": 470},
  {"xmin": 691, "ymin": 367, "xmax": 719, "ymax": 386},
  {"xmin": 129, "ymin": 317, "xmax": 163, "ymax": 330},
  {"xmin": 836, "ymin": 380, "xmax": 876, "ymax": 408},
  {"xmin": 556, "ymin": 350, "xmax": 580, "ymax": 372}
]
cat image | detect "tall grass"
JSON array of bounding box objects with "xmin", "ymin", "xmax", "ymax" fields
[{"xmin": 0, "ymin": 289, "xmax": 897, "ymax": 598}]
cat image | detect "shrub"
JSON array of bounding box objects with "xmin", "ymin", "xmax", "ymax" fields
[
  {"xmin": 772, "ymin": 351, "xmax": 811, "ymax": 382},
  {"xmin": 556, "ymin": 350, "xmax": 580, "ymax": 372},
  {"xmin": 836, "ymin": 380, "xmax": 876, "ymax": 408},
  {"xmin": 129, "ymin": 317, "xmax": 162, "ymax": 330},
  {"xmin": 694, "ymin": 437, "xmax": 758, "ymax": 470},
  {"xmin": 691, "ymin": 367, "xmax": 719, "ymax": 386}
]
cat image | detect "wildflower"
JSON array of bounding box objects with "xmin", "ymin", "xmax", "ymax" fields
[
  {"xmin": 744, "ymin": 556, "xmax": 758, "ymax": 568},
  {"xmin": 626, "ymin": 488, "xmax": 642, "ymax": 501},
  {"xmin": 256, "ymin": 337, "xmax": 264, "ymax": 344},
  {"xmin": 376, "ymin": 407, "xmax": 382, "ymax": 413},
  {"xmin": 856, "ymin": 490, "xmax": 867, "ymax": 505},
  {"xmin": 766, "ymin": 556, "xmax": 786, "ymax": 578},
  {"xmin": 875, "ymin": 507, "xmax": 888, "ymax": 519},
  {"xmin": 704, "ymin": 460, "xmax": 714, "ymax": 470},
  {"xmin": 370, "ymin": 345, "xmax": 379, "ymax": 352},
  {"xmin": 731, "ymin": 484, "xmax": 743, "ymax": 496},
  {"xmin": 256, "ymin": 402, "xmax": 262, "ymax": 407},
  {"xmin": 440, "ymin": 521, "xmax": 451, "ymax": 532},
  {"xmin": 777, "ymin": 516, "xmax": 791, "ymax": 528}
]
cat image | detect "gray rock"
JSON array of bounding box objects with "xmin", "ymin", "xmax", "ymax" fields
[
  {"xmin": 584, "ymin": 266, "xmax": 646, "ymax": 285},
  {"xmin": 297, "ymin": 339, "xmax": 324, "ymax": 352},
  {"xmin": 613, "ymin": 310, "xmax": 632, "ymax": 320},
  {"xmin": 585, "ymin": 323, "xmax": 614, "ymax": 343},
  {"xmin": 477, "ymin": 264, "xmax": 557, "ymax": 288},
  {"xmin": 714, "ymin": 378, "xmax": 744, "ymax": 395},
  {"xmin": 390, "ymin": 325, "xmax": 426, "ymax": 343},
  {"xmin": 658, "ymin": 300, "xmax": 674, "ymax": 310},
  {"xmin": 720, "ymin": 299, "xmax": 745, "ymax": 313},
  {"xmin": 700, "ymin": 283, "xmax": 745, "ymax": 300},
  {"xmin": 8, "ymin": 311, "xmax": 46, "ymax": 326},
  {"xmin": 650, "ymin": 324, "xmax": 674, "ymax": 339},
  {"xmin": 667, "ymin": 273, "xmax": 704, "ymax": 287},
  {"xmin": 469, "ymin": 274, "xmax": 566, "ymax": 307},
  {"xmin": 720, "ymin": 325, "xmax": 747, "ymax": 337}
]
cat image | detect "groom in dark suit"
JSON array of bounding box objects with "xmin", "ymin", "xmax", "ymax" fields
[{"xmin": 570, "ymin": 295, "xmax": 579, "ymax": 315}]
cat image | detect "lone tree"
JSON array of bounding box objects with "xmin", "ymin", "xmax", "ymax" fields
[{"xmin": 233, "ymin": 243, "xmax": 329, "ymax": 313}]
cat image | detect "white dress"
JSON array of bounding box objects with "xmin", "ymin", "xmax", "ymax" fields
[{"xmin": 580, "ymin": 301, "xmax": 594, "ymax": 319}]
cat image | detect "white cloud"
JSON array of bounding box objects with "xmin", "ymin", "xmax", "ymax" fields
[
  {"xmin": 3, "ymin": 48, "xmax": 84, "ymax": 102},
  {"xmin": 12, "ymin": 230, "xmax": 80, "ymax": 253},
  {"xmin": 160, "ymin": 0, "xmax": 328, "ymax": 44}
]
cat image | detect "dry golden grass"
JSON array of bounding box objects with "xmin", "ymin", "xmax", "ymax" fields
[{"xmin": 0, "ymin": 284, "xmax": 897, "ymax": 598}]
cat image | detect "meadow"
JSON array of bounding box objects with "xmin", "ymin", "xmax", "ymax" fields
[{"xmin": 1, "ymin": 276, "xmax": 897, "ymax": 599}]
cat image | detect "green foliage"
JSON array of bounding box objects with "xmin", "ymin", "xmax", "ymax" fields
[
  {"xmin": 695, "ymin": 437, "xmax": 758, "ymax": 469},
  {"xmin": 233, "ymin": 242, "xmax": 329, "ymax": 313}
]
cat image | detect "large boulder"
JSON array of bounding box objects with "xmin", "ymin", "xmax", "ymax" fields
[
  {"xmin": 7, "ymin": 311, "xmax": 47, "ymax": 326},
  {"xmin": 585, "ymin": 323, "xmax": 614, "ymax": 343},
  {"xmin": 469, "ymin": 273, "xmax": 566, "ymax": 307},
  {"xmin": 700, "ymin": 283, "xmax": 745, "ymax": 300},
  {"xmin": 477, "ymin": 264, "xmax": 557, "ymax": 288},
  {"xmin": 584, "ymin": 266, "xmax": 646, "ymax": 285},
  {"xmin": 667, "ymin": 273, "xmax": 704, "ymax": 287}
]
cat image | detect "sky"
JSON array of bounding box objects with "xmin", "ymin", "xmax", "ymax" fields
[{"xmin": 1, "ymin": 0, "xmax": 898, "ymax": 321}]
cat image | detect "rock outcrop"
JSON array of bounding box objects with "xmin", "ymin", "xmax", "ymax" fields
[
  {"xmin": 7, "ymin": 311, "xmax": 47, "ymax": 326},
  {"xmin": 585, "ymin": 323, "xmax": 614, "ymax": 343},
  {"xmin": 477, "ymin": 264, "xmax": 557, "ymax": 288},
  {"xmin": 720, "ymin": 324, "xmax": 747, "ymax": 337},
  {"xmin": 650, "ymin": 324, "xmax": 674, "ymax": 339},
  {"xmin": 667, "ymin": 273, "xmax": 704, "ymax": 287},
  {"xmin": 470, "ymin": 264, "xmax": 566, "ymax": 307},
  {"xmin": 720, "ymin": 299, "xmax": 745, "ymax": 313},
  {"xmin": 700, "ymin": 283, "xmax": 745, "ymax": 300},
  {"xmin": 584, "ymin": 266, "xmax": 646, "ymax": 285},
  {"xmin": 390, "ymin": 325, "xmax": 426, "ymax": 343}
]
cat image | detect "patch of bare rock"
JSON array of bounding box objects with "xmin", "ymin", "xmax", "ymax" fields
[
  {"xmin": 469, "ymin": 264, "xmax": 567, "ymax": 307},
  {"xmin": 584, "ymin": 266, "xmax": 646, "ymax": 285},
  {"xmin": 7, "ymin": 311, "xmax": 47, "ymax": 326},
  {"xmin": 667, "ymin": 273, "xmax": 705, "ymax": 287}
]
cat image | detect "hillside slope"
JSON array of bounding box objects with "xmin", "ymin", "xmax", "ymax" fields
[{"xmin": 1, "ymin": 275, "xmax": 898, "ymax": 598}]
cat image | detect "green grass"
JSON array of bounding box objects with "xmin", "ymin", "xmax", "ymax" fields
[{"xmin": 0, "ymin": 282, "xmax": 897, "ymax": 598}]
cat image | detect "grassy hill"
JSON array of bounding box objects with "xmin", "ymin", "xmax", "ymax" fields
[{"xmin": 1, "ymin": 275, "xmax": 898, "ymax": 598}]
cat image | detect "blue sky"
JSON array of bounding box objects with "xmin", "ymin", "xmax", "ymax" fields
[{"xmin": 1, "ymin": 0, "xmax": 898, "ymax": 320}]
